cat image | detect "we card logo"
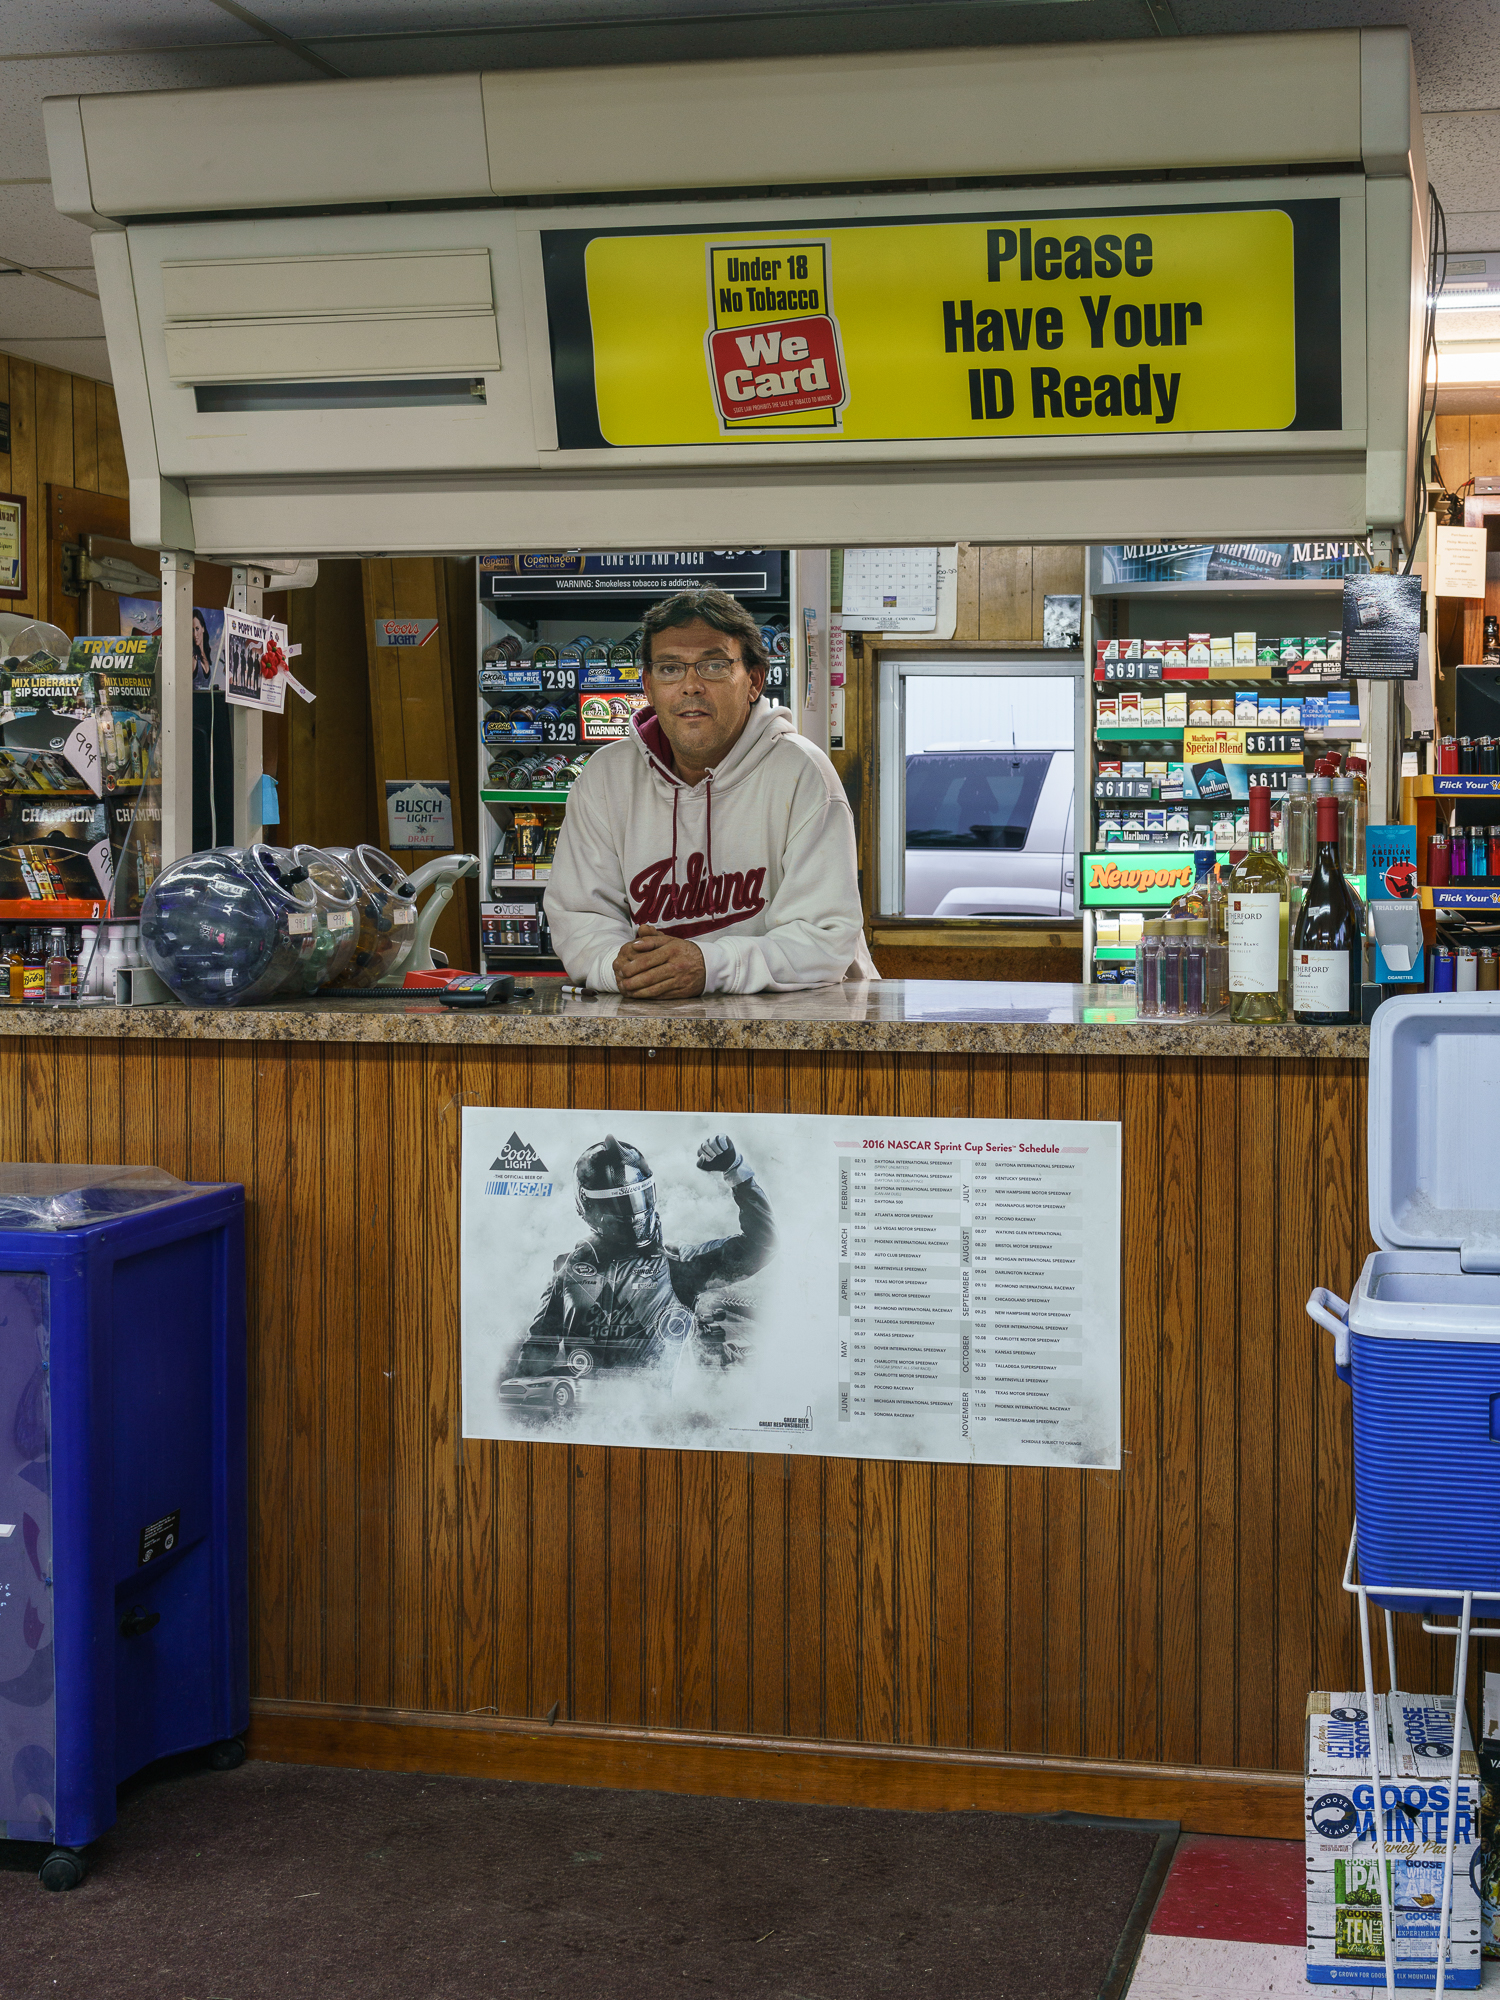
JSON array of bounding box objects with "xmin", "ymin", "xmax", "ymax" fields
[
  {"xmin": 705, "ymin": 239, "xmax": 847, "ymax": 434},
  {"xmin": 707, "ymin": 319, "xmax": 845, "ymax": 424}
]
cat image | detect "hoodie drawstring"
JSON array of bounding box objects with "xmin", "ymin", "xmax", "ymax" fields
[
  {"xmin": 704, "ymin": 769, "xmax": 713, "ymax": 882},
  {"xmin": 670, "ymin": 787, "xmax": 679, "ymax": 890}
]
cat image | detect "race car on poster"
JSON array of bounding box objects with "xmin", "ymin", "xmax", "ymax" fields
[{"xmin": 496, "ymin": 1130, "xmax": 775, "ymax": 1415}]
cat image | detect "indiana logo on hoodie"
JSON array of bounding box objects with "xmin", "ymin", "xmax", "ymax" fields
[{"xmin": 628, "ymin": 853, "xmax": 768, "ymax": 937}]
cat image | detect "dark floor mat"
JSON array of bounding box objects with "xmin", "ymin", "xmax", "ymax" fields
[{"xmin": 0, "ymin": 1758, "xmax": 1160, "ymax": 2000}]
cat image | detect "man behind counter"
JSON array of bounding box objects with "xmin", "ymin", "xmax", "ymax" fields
[{"xmin": 545, "ymin": 587, "xmax": 877, "ymax": 998}]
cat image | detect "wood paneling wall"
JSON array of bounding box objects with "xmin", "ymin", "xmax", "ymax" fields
[
  {"xmin": 1435, "ymin": 411, "xmax": 1500, "ymax": 493},
  {"xmin": 0, "ymin": 354, "xmax": 127, "ymax": 617},
  {"xmin": 360, "ymin": 557, "xmax": 479, "ymax": 967},
  {"xmin": 1, "ymin": 1032, "xmax": 1431, "ymax": 1829}
]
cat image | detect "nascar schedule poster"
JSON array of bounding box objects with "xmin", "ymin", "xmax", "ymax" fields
[{"xmin": 460, "ymin": 1108, "xmax": 1121, "ymax": 1469}]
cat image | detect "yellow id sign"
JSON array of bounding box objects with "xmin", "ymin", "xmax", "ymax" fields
[{"xmin": 549, "ymin": 199, "xmax": 1337, "ymax": 451}]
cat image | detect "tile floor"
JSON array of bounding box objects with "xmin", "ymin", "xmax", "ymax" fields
[{"xmin": 1125, "ymin": 1832, "xmax": 1499, "ymax": 1997}]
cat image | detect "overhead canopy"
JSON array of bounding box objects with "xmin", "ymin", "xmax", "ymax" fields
[{"xmin": 44, "ymin": 29, "xmax": 1427, "ymax": 557}]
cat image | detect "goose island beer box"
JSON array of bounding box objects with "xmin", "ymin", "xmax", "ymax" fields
[
  {"xmin": 1306, "ymin": 1691, "xmax": 1481, "ymax": 1986},
  {"xmin": 1480, "ymin": 1675, "xmax": 1500, "ymax": 1959}
]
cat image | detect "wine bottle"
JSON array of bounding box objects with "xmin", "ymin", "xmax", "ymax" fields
[
  {"xmin": 1291, "ymin": 794, "xmax": 1361, "ymax": 1024},
  {"xmin": 1227, "ymin": 784, "xmax": 1289, "ymax": 1023}
]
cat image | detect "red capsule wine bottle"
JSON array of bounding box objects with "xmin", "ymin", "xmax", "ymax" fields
[{"xmin": 1291, "ymin": 793, "xmax": 1361, "ymax": 1024}]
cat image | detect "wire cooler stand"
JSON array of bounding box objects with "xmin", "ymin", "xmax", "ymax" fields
[{"xmin": 1343, "ymin": 1522, "xmax": 1500, "ymax": 1995}]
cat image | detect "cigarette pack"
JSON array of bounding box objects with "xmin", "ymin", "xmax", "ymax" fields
[
  {"xmin": 1142, "ymin": 637, "xmax": 1164, "ymax": 660},
  {"xmin": 1098, "ymin": 640, "xmax": 1118, "ymax": 665},
  {"xmin": 1122, "ymin": 760, "xmax": 1145, "ymax": 779},
  {"xmin": 1234, "ymin": 631, "xmax": 1256, "ymax": 664},
  {"xmin": 1281, "ymin": 696, "xmax": 1304, "ymax": 727},
  {"xmin": 1119, "ymin": 690, "xmax": 1142, "ymax": 724},
  {"xmin": 1163, "ymin": 640, "xmax": 1188, "ymax": 669},
  {"xmin": 1235, "ymin": 690, "xmax": 1261, "ymax": 724},
  {"xmin": 1305, "ymin": 1691, "xmax": 1481, "ymax": 1987},
  {"xmin": 1211, "ymin": 692, "xmax": 1236, "ymax": 725},
  {"xmin": 1187, "ymin": 697, "xmax": 1213, "ymax": 726},
  {"xmin": 1164, "ymin": 690, "xmax": 1188, "ymax": 725},
  {"xmin": 1122, "ymin": 638, "xmax": 1142, "ymax": 660},
  {"xmin": 1096, "ymin": 697, "xmax": 1119, "ymax": 727},
  {"xmin": 1259, "ymin": 697, "xmax": 1283, "ymax": 725},
  {"xmin": 1211, "ymin": 636, "xmax": 1234, "ymax": 667},
  {"xmin": 1281, "ymin": 636, "xmax": 1304, "ymax": 663},
  {"xmin": 1095, "ymin": 914, "xmax": 1120, "ymax": 945},
  {"xmin": 1187, "ymin": 632, "xmax": 1211, "ymax": 666},
  {"xmin": 1141, "ymin": 696, "xmax": 1165, "ymax": 727}
]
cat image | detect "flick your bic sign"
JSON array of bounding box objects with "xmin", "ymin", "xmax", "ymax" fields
[{"xmin": 573, "ymin": 199, "xmax": 1332, "ymax": 449}]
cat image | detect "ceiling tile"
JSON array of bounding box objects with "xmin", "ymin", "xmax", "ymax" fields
[
  {"xmin": 303, "ymin": 2, "xmax": 1152, "ymax": 76},
  {"xmin": 1424, "ymin": 112, "xmax": 1500, "ymax": 220},
  {"xmin": 0, "ymin": 337, "xmax": 112, "ymax": 381},
  {"xmin": 2, "ymin": 2, "xmax": 253, "ymax": 57},
  {"xmin": 0, "ymin": 183, "xmax": 99, "ymax": 269},
  {"xmin": 0, "ymin": 46, "xmax": 314, "ymax": 181},
  {"xmin": 1444, "ymin": 209, "xmax": 1500, "ymax": 253},
  {"xmin": 0, "ymin": 273, "xmax": 104, "ymax": 341}
]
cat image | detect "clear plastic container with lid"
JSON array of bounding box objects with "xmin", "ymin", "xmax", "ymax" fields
[
  {"xmin": 290, "ymin": 844, "xmax": 363, "ymax": 991},
  {"xmin": 140, "ymin": 849, "xmax": 313, "ymax": 1005},
  {"xmin": 239, "ymin": 844, "xmax": 324, "ymax": 995},
  {"xmin": 323, "ymin": 844, "xmax": 418, "ymax": 989},
  {"xmin": 1134, "ymin": 918, "xmax": 1164, "ymax": 1017},
  {"xmin": 1181, "ymin": 918, "xmax": 1209, "ymax": 1017}
]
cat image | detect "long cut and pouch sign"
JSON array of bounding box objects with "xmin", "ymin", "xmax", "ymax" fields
[{"xmin": 461, "ymin": 1108, "xmax": 1121, "ymax": 1468}]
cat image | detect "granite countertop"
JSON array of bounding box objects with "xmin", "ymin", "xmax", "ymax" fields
[{"xmin": 0, "ymin": 981, "xmax": 1371, "ymax": 1057}]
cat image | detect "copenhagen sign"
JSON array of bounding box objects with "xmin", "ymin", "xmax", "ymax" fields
[{"xmin": 546, "ymin": 198, "xmax": 1340, "ymax": 450}]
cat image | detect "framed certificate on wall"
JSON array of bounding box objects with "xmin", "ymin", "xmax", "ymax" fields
[{"xmin": 0, "ymin": 494, "xmax": 25, "ymax": 597}]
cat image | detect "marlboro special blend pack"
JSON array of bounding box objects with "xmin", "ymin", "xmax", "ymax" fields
[{"xmin": 1305, "ymin": 1691, "xmax": 1481, "ymax": 1986}]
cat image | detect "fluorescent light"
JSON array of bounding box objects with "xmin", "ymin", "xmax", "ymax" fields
[{"xmin": 1429, "ymin": 349, "xmax": 1500, "ymax": 383}]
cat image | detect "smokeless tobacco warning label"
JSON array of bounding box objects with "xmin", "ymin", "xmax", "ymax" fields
[
  {"xmin": 461, "ymin": 1108, "xmax": 1122, "ymax": 1468},
  {"xmin": 551, "ymin": 197, "xmax": 1340, "ymax": 449}
]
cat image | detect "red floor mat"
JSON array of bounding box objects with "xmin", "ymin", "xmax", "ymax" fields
[{"xmin": 1149, "ymin": 1832, "xmax": 1305, "ymax": 1946}]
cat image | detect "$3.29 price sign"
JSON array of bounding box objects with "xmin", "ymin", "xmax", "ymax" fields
[{"xmin": 540, "ymin": 714, "xmax": 578, "ymax": 744}]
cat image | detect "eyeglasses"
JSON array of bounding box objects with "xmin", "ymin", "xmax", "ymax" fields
[{"xmin": 647, "ymin": 653, "xmax": 740, "ymax": 683}]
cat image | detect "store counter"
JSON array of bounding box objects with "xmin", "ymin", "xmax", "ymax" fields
[
  {"xmin": 0, "ymin": 978, "xmax": 1369, "ymax": 1056},
  {"xmin": 0, "ymin": 981, "xmax": 1368, "ymax": 1838}
]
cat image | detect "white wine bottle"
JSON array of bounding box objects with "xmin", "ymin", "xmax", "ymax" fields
[
  {"xmin": 1227, "ymin": 784, "xmax": 1289, "ymax": 1023},
  {"xmin": 1291, "ymin": 794, "xmax": 1361, "ymax": 1024}
]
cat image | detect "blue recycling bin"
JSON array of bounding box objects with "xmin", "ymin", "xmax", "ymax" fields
[{"xmin": 0, "ymin": 1167, "xmax": 246, "ymax": 1885}]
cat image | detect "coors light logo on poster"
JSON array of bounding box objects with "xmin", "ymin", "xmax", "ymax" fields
[{"xmin": 705, "ymin": 238, "xmax": 848, "ymax": 432}]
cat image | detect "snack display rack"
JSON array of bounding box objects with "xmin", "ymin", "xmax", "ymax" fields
[{"xmin": 1082, "ymin": 543, "xmax": 1374, "ymax": 986}]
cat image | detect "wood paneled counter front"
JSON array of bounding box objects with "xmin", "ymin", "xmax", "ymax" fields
[{"xmin": 1, "ymin": 983, "xmax": 1377, "ymax": 1836}]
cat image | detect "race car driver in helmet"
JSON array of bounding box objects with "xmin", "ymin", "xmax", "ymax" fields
[{"xmin": 505, "ymin": 1132, "xmax": 774, "ymax": 1387}]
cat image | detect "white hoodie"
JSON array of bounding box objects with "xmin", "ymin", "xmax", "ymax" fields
[{"xmin": 545, "ymin": 699, "xmax": 878, "ymax": 993}]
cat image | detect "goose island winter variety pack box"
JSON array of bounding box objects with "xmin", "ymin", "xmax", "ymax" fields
[{"xmin": 1306, "ymin": 1691, "xmax": 1481, "ymax": 1986}]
